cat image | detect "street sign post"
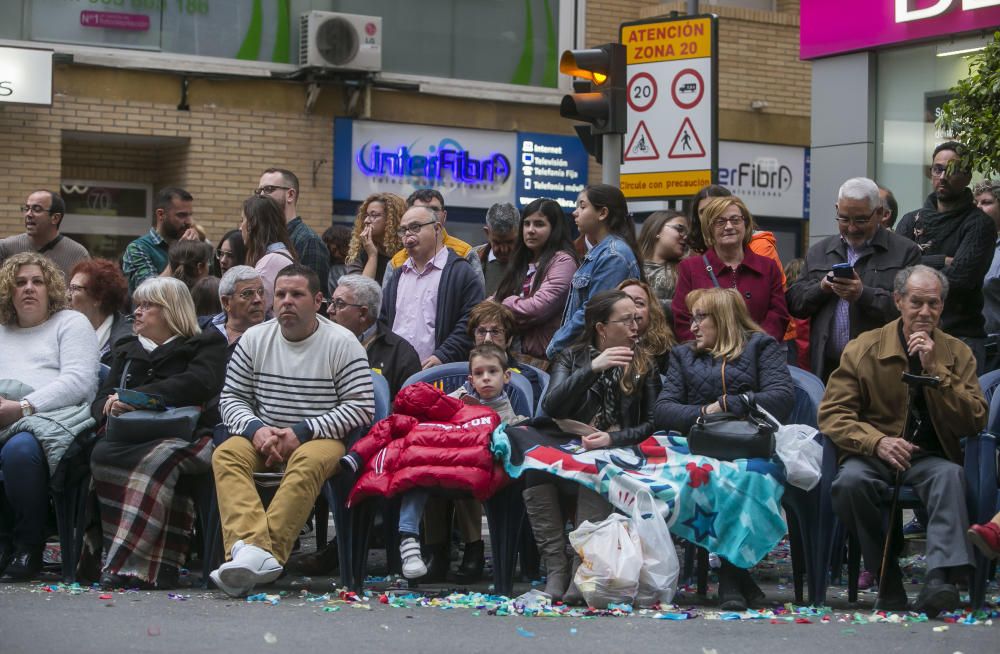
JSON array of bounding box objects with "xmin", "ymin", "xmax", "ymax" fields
[{"xmin": 619, "ymin": 14, "xmax": 718, "ymax": 199}]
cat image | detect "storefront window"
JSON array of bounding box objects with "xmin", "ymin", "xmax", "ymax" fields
[
  {"xmin": 10, "ymin": 0, "xmax": 561, "ymax": 87},
  {"xmin": 875, "ymin": 38, "xmax": 989, "ymax": 215}
]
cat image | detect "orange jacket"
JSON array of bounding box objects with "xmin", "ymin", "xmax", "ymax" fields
[{"xmin": 750, "ymin": 231, "xmax": 796, "ymax": 342}]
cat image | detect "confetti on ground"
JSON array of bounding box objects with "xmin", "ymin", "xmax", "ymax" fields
[
  {"xmin": 516, "ymin": 626, "xmax": 535, "ymax": 638},
  {"xmin": 147, "ymin": 625, "xmax": 160, "ymax": 637},
  {"xmin": 263, "ymin": 632, "xmax": 277, "ymax": 644}
]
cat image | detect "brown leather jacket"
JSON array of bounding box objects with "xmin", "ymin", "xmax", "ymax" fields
[{"xmin": 818, "ymin": 318, "xmax": 987, "ymax": 464}]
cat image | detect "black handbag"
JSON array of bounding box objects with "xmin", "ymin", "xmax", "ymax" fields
[
  {"xmin": 104, "ymin": 361, "xmax": 201, "ymax": 445},
  {"xmin": 687, "ymin": 393, "xmax": 777, "ymax": 461}
]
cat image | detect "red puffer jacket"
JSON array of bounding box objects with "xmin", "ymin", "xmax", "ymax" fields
[{"xmin": 347, "ymin": 382, "xmax": 508, "ymax": 506}]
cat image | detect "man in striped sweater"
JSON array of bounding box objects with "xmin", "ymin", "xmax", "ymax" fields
[{"xmin": 210, "ymin": 264, "xmax": 374, "ymax": 597}]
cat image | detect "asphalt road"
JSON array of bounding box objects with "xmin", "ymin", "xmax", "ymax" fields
[{"xmin": 1, "ymin": 574, "xmax": 996, "ymax": 654}]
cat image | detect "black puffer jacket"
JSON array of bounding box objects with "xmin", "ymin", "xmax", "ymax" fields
[
  {"xmin": 541, "ymin": 346, "xmax": 662, "ymax": 446},
  {"xmin": 93, "ymin": 328, "xmax": 228, "ymax": 433},
  {"xmin": 654, "ymin": 332, "xmax": 793, "ymax": 433}
]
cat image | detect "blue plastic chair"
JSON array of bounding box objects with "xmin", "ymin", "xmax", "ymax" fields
[{"xmin": 401, "ymin": 362, "xmax": 535, "ymax": 418}]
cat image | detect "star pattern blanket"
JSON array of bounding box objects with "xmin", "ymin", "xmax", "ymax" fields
[{"xmin": 492, "ymin": 424, "xmax": 787, "ymax": 569}]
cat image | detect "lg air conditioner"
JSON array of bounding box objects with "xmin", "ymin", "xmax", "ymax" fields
[{"xmin": 299, "ymin": 11, "xmax": 382, "ymax": 72}]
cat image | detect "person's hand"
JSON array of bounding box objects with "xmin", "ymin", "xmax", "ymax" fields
[
  {"xmin": 264, "ymin": 427, "xmax": 300, "ymax": 467},
  {"xmin": 582, "ymin": 431, "xmax": 611, "ymax": 450},
  {"xmin": 944, "ymin": 256, "xmax": 954, "ymax": 267},
  {"xmin": 421, "ymin": 355, "xmax": 443, "ymax": 370},
  {"xmin": 907, "ymin": 330, "xmax": 936, "ymax": 371},
  {"xmin": 361, "ymin": 225, "xmax": 378, "ymax": 258},
  {"xmin": 252, "ymin": 425, "xmax": 281, "ymax": 455},
  {"xmin": 876, "ymin": 436, "xmax": 919, "ymax": 472},
  {"xmin": 180, "ymin": 227, "xmax": 201, "ymax": 241},
  {"xmin": 591, "ymin": 346, "xmax": 634, "ymax": 373},
  {"xmin": 0, "ymin": 398, "xmax": 21, "ymax": 428},
  {"xmin": 103, "ymin": 393, "xmax": 118, "ymax": 416},
  {"xmin": 827, "ymin": 273, "xmax": 863, "ymax": 302},
  {"xmin": 103, "ymin": 393, "xmax": 137, "ymax": 417},
  {"xmin": 820, "ymin": 275, "xmax": 835, "ymax": 294},
  {"xmin": 703, "ymin": 401, "xmax": 723, "ymax": 415}
]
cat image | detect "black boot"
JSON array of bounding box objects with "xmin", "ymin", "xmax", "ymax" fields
[
  {"xmin": 2, "ymin": 545, "xmax": 43, "ymax": 581},
  {"xmin": 913, "ymin": 568, "xmax": 958, "ymax": 618},
  {"xmin": 452, "ymin": 540, "xmax": 485, "ymax": 583},
  {"xmin": 416, "ymin": 542, "xmax": 450, "ymax": 583},
  {"xmin": 717, "ymin": 561, "xmax": 747, "ymax": 611}
]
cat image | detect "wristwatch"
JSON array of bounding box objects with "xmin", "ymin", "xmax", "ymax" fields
[{"xmin": 19, "ymin": 399, "xmax": 34, "ymax": 417}]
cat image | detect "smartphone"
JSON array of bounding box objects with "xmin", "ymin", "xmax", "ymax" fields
[
  {"xmin": 114, "ymin": 388, "xmax": 166, "ymax": 411},
  {"xmin": 830, "ymin": 262, "xmax": 854, "ymax": 279}
]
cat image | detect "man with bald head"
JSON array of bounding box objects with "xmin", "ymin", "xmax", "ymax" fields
[
  {"xmin": 378, "ymin": 205, "xmax": 483, "ymax": 370},
  {"xmin": 820, "ymin": 265, "xmax": 987, "ymax": 616}
]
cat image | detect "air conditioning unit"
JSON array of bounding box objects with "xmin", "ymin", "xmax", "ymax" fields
[{"xmin": 299, "ymin": 11, "xmax": 382, "ymax": 72}]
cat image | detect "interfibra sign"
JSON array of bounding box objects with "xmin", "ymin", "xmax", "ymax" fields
[
  {"xmin": 334, "ymin": 119, "xmax": 587, "ymax": 210},
  {"xmin": 717, "ymin": 141, "xmax": 809, "ymax": 218}
]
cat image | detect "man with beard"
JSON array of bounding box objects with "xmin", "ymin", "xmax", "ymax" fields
[
  {"xmin": 122, "ymin": 187, "xmax": 199, "ymax": 294},
  {"xmin": 0, "ymin": 190, "xmax": 89, "ymax": 279},
  {"xmin": 896, "ymin": 142, "xmax": 996, "ymax": 373}
]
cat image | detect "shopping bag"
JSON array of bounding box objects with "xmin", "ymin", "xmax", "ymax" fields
[
  {"xmin": 632, "ymin": 490, "xmax": 679, "ymax": 607},
  {"xmin": 756, "ymin": 405, "xmax": 823, "ymax": 491},
  {"xmin": 568, "ymin": 513, "xmax": 642, "ymax": 609}
]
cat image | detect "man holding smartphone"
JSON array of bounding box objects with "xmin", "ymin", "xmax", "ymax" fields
[{"xmin": 788, "ymin": 177, "xmax": 921, "ymax": 380}]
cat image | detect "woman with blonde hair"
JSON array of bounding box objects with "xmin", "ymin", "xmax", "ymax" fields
[
  {"xmin": 90, "ymin": 277, "xmax": 227, "ymax": 590},
  {"xmin": 671, "ymin": 196, "xmax": 788, "ymax": 343},
  {"xmin": 618, "ymin": 278, "xmax": 675, "ymax": 373},
  {"xmin": 654, "ymin": 287, "xmax": 793, "ymax": 610},
  {"xmin": 344, "ymin": 192, "xmax": 406, "ymax": 285},
  {"xmin": 0, "ymin": 252, "xmax": 99, "ymax": 580}
]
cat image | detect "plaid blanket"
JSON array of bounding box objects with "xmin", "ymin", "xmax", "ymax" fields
[
  {"xmin": 492, "ymin": 424, "xmax": 787, "ymax": 569},
  {"xmin": 91, "ymin": 435, "xmax": 213, "ymax": 583}
]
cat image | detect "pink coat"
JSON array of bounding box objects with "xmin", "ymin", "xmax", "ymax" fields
[{"xmin": 501, "ymin": 251, "xmax": 578, "ymax": 359}]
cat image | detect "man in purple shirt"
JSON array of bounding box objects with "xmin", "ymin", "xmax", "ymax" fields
[{"xmin": 379, "ymin": 206, "xmax": 483, "ymax": 369}]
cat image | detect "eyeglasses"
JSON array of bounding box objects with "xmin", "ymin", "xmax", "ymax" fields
[
  {"xmin": 20, "ymin": 204, "xmax": 54, "ymax": 215},
  {"xmin": 68, "ymin": 284, "xmax": 88, "ymax": 294},
  {"xmin": 834, "ymin": 207, "xmax": 877, "ymax": 227},
  {"xmin": 254, "ymin": 185, "xmax": 291, "ymax": 196},
  {"xmin": 690, "ymin": 312, "xmax": 710, "ymax": 325},
  {"xmin": 606, "ymin": 315, "xmax": 639, "ymax": 327},
  {"xmin": 133, "ymin": 301, "xmax": 161, "ymax": 313},
  {"xmin": 328, "ymin": 298, "xmax": 365, "ymax": 312},
  {"xmin": 711, "ymin": 215, "xmax": 745, "ymax": 229},
  {"xmin": 666, "ymin": 223, "xmax": 689, "ymax": 237},
  {"xmin": 364, "ymin": 212, "xmax": 384, "ymax": 220},
  {"xmin": 475, "ymin": 327, "xmax": 506, "ymax": 338},
  {"xmin": 235, "ymin": 287, "xmax": 266, "ymax": 301},
  {"xmin": 216, "ymin": 249, "xmax": 236, "ymax": 260},
  {"xmin": 396, "ymin": 219, "xmax": 437, "ymax": 237}
]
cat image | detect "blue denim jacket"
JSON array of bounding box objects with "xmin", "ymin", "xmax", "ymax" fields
[{"xmin": 545, "ymin": 235, "xmax": 640, "ymax": 359}]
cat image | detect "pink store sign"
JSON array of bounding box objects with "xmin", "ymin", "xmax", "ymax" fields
[
  {"xmin": 801, "ymin": 0, "xmax": 1000, "ymax": 60},
  {"xmin": 80, "ymin": 11, "xmax": 150, "ymax": 32}
]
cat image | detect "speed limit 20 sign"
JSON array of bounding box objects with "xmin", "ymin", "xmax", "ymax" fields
[{"xmin": 627, "ymin": 72, "xmax": 657, "ymax": 112}]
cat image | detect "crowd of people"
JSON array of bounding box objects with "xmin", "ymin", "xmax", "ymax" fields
[{"xmin": 0, "ymin": 145, "xmax": 998, "ymax": 618}]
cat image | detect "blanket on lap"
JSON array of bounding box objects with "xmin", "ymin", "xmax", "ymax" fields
[{"xmin": 492, "ymin": 421, "xmax": 787, "ymax": 569}]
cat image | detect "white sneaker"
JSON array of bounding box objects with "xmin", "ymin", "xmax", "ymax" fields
[
  {"xmin": 209, "ymin": 568, "xmax": 253, "ymax": 598},
  {"xmin": 400, "ymin": 537, "xmax": 427, "ymax": 579},
  {"xmin": 218, "ymin": 539, "xmax": 283, "ymax": 590}
]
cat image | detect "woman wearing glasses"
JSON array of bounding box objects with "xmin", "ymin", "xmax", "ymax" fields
[
  {"xmin": 68, "ymin": 258, "xmax": 132, "ymax": 366},
  {"xmin": 90, "ymin": 277, "xmax": 227, "ymax": 590},
  {"xmin": 654, "ymin": 287, "xmax": 793, "ymax": 611},
  {"xmin": 525, "ymin": 289, "xmax": 661, "ymax": 602},
  {"xmin": 0, "ymin": 253, "xmax": 99, "ymax": 580},
  {"xmin": 344, "ymin": 193, "xmax": 407, "ymax": 285},
  {"xmin": 493, "ymin": 198, "xmax": 579, "ymax": 369},
  {"xmin": 637, "ymin": 209, "xmax": 690, "ymax": 320},
  {"xmin": 672, "ymin": 196, "xmax": 789, "ymax": 342},
  {"xmin": 239, "ymin": 196, "xmax": 298, "ymax": 316},
  {"xmin": 215, "ymin": 229, "xmax": 246, "ymax": 277}
]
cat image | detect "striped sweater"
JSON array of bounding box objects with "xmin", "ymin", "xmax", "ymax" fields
[{"xmin": 221, "ymin": 315, "xmax": 374, "ymax": 442}]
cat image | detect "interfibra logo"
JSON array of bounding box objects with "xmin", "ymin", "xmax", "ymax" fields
[{"xmin": 356, "ymin": 139, "xmax": 512, "ymax": 185}]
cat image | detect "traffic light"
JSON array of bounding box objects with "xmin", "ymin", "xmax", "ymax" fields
[{"xmin": 559, "ymin": 43, "xmax": 626, "ymax": 136}]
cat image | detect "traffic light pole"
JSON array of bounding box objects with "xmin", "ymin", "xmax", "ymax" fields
[
  {"xmin": 687, "ymin": 0, "xmax": 698, "ymax": 15},
  {"xmin": 602, "ymin": 134, "xmax": 621, "ymax": 185}
]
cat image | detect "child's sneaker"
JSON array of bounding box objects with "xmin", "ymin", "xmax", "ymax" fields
[{"xmin": 400, "ymin": 537, "xmax": 427, "ymax": 579}]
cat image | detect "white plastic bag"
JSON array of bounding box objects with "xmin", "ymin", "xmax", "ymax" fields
[
  {"xmin": 775, "ymin": 423, "xmax": 823, "ymax": 490},
  {"xmin": 632, "ymin": 490, "xmax": 679, "ymax": 607},
  {"xmin": 568, "ymin": 513, "xmax": 642, "ymax": 609}
]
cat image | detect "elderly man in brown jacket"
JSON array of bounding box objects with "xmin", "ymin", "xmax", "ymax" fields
[{"xmin": 819, "ymin": 264, "xmax": 987, "ymax": 616}]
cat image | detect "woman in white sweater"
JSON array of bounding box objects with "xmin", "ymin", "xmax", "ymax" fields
[{"xmin": 0, "ymin": 252, "xmax": 99, "ymax": 580}]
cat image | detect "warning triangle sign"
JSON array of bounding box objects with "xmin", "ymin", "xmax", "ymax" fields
[
  {"xmin": 667, "ymin": 117, "xmax": 706, "ymax": 159},
  {"xmin": 624, "ymin": 120, "xmax": 659, "ymax": 161}
]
